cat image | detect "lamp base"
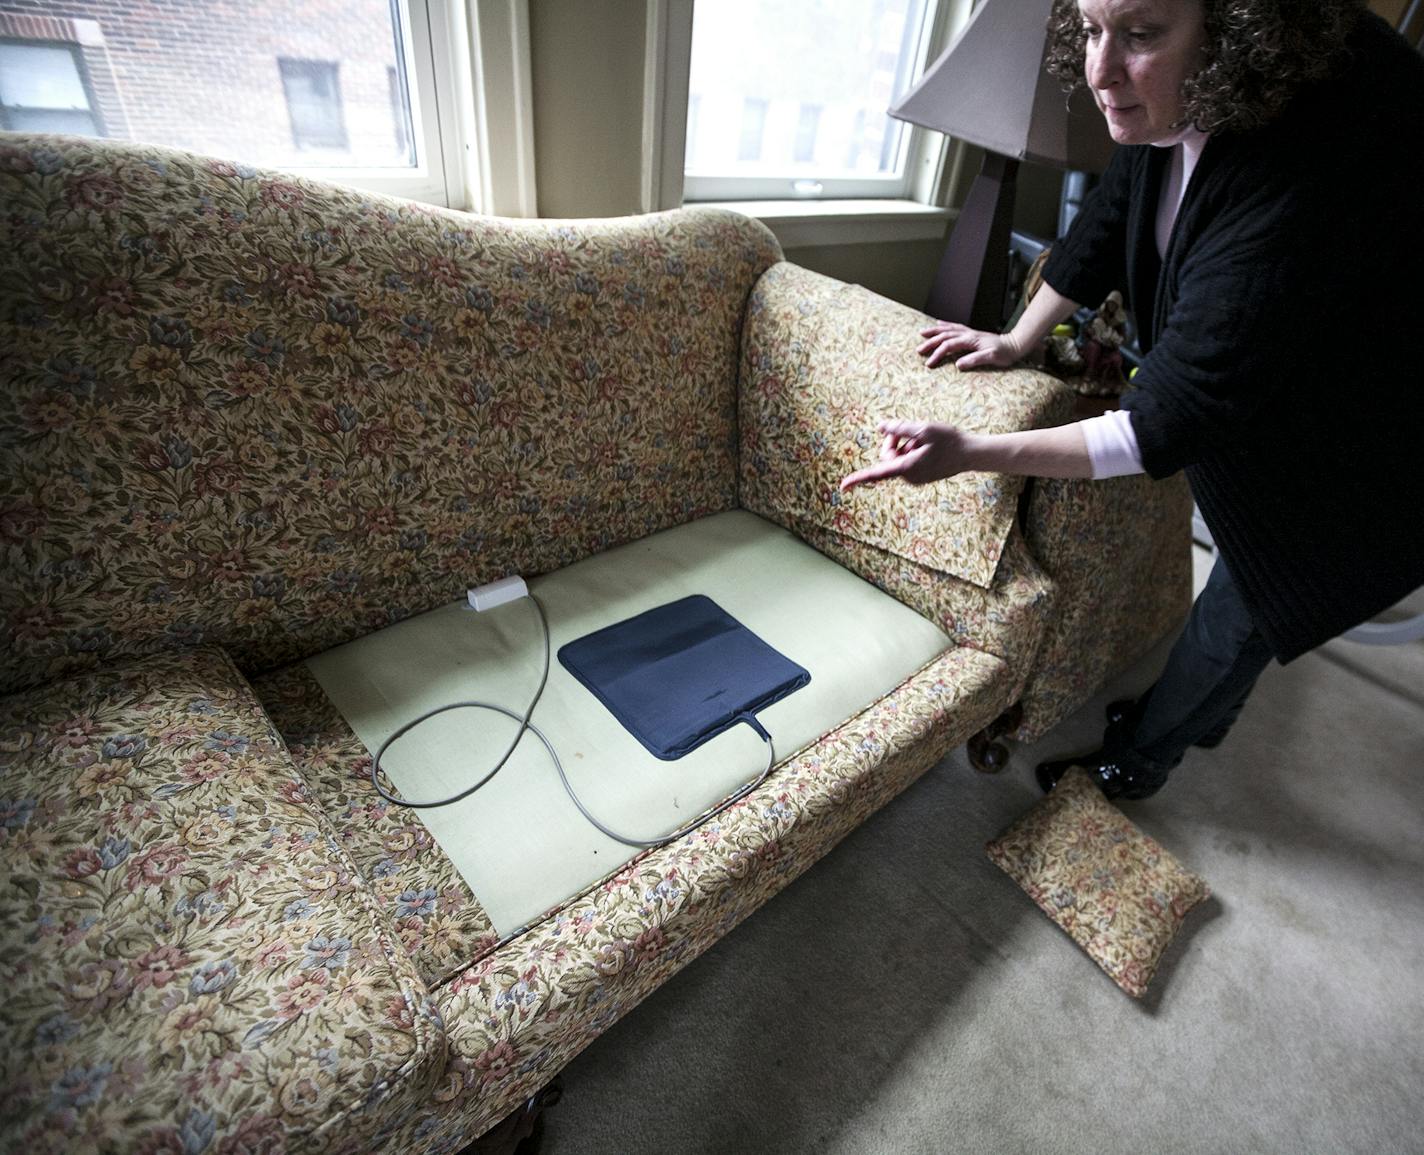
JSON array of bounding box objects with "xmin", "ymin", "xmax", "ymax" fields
[{"xmin": 925, "ymin": 150, "xmax": 1019, "ymax": 331}]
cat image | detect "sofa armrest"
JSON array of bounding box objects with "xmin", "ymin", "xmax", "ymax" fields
[
  {"xmin": 737, "ymin": 261, "xmax": 1075, "ymax": 592},
  {"xmin": 736, "ymin": 262, "xmax": 1194, "ymax": 739},
  {"xmin": 1012, "ymin": 472, "xmax": 1194, "ymax": 741},
  {"xmin": 0, "ymin": 647, "xmax": 446, "ymax": 1153}
]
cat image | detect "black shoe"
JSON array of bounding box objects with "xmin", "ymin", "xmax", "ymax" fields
[
  {"xmin": 1105, "ymin": 698, "xmax": 1133, "ymax": 728},
  {"xmin": 1194, "ymin": 726, "xmax": 1229, "ymax": 749},
  {"xmin": 1034, "ymin": 750, "xmax": 1168, "ymax": 801},
  {"xmin": 1107, "ymin": 697, "xmax": 1229, "ymax": 749}
]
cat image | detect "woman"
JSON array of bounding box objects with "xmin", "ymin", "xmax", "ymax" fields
[{"xmin": 841, "ymin": 0, "xmax": 1424, "ymax": 800}]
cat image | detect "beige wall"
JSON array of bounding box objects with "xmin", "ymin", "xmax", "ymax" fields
[
  {"xmin": 1370, "ymin": 0, "xmax": 1408, "ymax": 25},
  {"xmin": 780, "ymin": 237, "xmax": 948, "ymax": 311},
  {"xmin": 528, "ymin": 0, "xmax": 646, "ymax": 219}
]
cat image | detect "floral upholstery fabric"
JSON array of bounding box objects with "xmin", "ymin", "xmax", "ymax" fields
[
  {"xmin": 252, "ymin": 662, "xmax": 499, "ymax": 990},
  {"xmin": 738, "ymin": 261, "xmax": 1075, "ymax": 589},
  {"xmin": 986, "ymin": 767, "xmax": 1211, "ymax": 999},
  {"xmin": 0, "ymin": 647, "xmax": 446, "ymax": 1153},
  {"xmin": 1013, "ymin": 471, "xmax": 1193, "ymax": 741},
  {"xmin": 0, "ymin": 134, "xmax": 781, "ymax": 699},
  {"xmin": 374, "ymin": 645, "xmax": 1013, "ymax": 1149}
]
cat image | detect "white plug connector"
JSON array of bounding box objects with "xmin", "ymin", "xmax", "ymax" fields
[{"xmin": 467, "ymin": 575, "xmax": 528, "ymax": 611}]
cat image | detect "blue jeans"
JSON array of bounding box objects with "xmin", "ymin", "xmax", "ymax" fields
[{"xmin": 1110, "ymin": 555, "xmax": 1276, "ymax": 780}]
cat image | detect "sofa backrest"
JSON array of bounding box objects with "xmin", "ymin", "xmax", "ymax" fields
[{"xmin": 0, "ymin": 135, "xmax": 781, "ymax": 696}]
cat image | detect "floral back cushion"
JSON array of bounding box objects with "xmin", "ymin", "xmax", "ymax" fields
[{"xmin": 0, "ymin": 134, "xmax": 782, "ymax": 697}]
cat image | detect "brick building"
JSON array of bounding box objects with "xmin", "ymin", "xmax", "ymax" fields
[{"xmin": 0, "ymin": 0, "xmax": 414, "ymax": 172}]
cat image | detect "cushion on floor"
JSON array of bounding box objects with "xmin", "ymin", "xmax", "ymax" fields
[
  {"xmin": 302, "ymin": 510, "xmax": 954, "ymax": 937},
  {"xmin": 0, "ymin": 647, "xmax": 444, "ymax": 1153},
  {"xmin": 986, "ymin": 767, "xmax": 1211, "ymax": 999}
]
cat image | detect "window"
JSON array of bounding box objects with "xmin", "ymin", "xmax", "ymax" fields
[
  {"xmin": 279, "ymin": 59, "xmax": 348, "ymax": 152},
  {"xmin": 738, "ymin": 97, "xmax": 768, "ymax": 162},
  {"xmin": 0, "ymin": 41, "xmax": 101, "ymax": 136},
  {"xmin": 387, "ymin": 65, "xmax": 413, "ymax": 160},
  {"xmin": 683, "ymin": 0, "xmax": 941, "ymax": 201},
  {"xmin": 0, "ymin": 1, "xmax": 474, "ymax": 208},
  {"xmin": 793, "ymin": 103, "xmax": 821, "ymax": 164}
]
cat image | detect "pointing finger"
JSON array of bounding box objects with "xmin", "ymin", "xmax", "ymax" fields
[{"xmin": 840, "ymin": 444, "xmax": 929, "ymax": 491}]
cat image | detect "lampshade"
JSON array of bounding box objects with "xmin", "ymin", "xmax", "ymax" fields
[{"xmin": 890, "ymin": 0, "xmax": 1114, "ymax": 173}]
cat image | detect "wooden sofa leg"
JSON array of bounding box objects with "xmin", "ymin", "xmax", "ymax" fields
[
  {"xmin": 967, "ymin": 702, "xmax": 1024, "ymax": 773},
  {"xmin": 461, "ymin": 1076, "xmax": 564, "ymax": 1155}
]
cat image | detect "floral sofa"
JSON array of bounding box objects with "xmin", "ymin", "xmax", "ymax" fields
[{"xmin": 0, "ymin": 134, "xmax": 1191, "ymax": 1153}]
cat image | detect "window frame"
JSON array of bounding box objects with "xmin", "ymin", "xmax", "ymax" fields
[
  {"xmin": 678, "ymin": 0, "xmax": 950, "ymax": 204},
  {"xmin": 643, "ymin": 0, "xmax": 976, "ymax": 229},
  {"xmin": 0, "ymin": 0, "xmax": 537, "ymax": 215},
  {"xmin": 0, "ymin": 37, "xmax": 105, "ymax": 136},
  {"xmin": 256, "ymin": 0, "xmax": 538, "ymax": 215},
  {"xmin": 276, "ymin": 0, "xmax": 461, "ymax": 207},
  {"xmin": 278, "ymin": 57, "xmax": 350, "ymax": 153}
]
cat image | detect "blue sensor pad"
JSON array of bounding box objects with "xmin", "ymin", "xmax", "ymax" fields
[{"xmin": 557, "ymin": 594, "xmax": 811, "ymax": 760}]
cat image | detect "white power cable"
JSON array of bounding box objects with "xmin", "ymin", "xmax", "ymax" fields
[{"xmin": 370, "ymin": 592, "xmax": 778, "ymax": 848}]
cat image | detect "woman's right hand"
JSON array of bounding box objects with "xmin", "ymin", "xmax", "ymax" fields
[
  {"xmin": 917, "ymin": 321, "xmax": 1023, "ymax": 370},
  {"xmin": 840, "ymin": 420, "xmax": 974, "ymax": 492}
]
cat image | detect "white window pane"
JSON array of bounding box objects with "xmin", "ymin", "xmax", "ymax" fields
[
  {"xmin": 794, "ymin": 103, "xmax": 821, "ymax": 164},
  {"xmin": 686, "ymin": 0, "xmax": 932, "ymax": 182},
  {"xmin": 5, "ymin": 106, "xmax": 99, "ymax": 135},
  {"xmin": 0, "ymin": 43, "xmax": 90, "ymax": 109},
  {"xmin": 738, "ymin": 97, "xmax": 768, "ymax": 162}
]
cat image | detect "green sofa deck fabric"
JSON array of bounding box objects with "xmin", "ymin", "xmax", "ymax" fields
[
  {"xmin": 252, "ymin": 661, "xmax": 502, "ymax": 990},
  {"xmin": 303, "ymin": 510, "xmax": 953, "ymax": 938},
  {"xmin": 0, "ymin": 647, "xmax": 446, "ymax": 1153},
  {"xmin": 0, "ymin": 133, "xmax": 781, "ymax": 699},
  {"xmin": 787, "ymin": 516, "xmax": 1053, "ymax": 708}
]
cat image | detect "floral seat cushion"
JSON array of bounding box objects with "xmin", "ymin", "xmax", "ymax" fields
[
  {"xmin": 0, "ymin": 647, "xmax": 445, "ymax": 1153},
  {"xmin": 253, "ymin": 662, "xmax": 502, "ymax": 988}
]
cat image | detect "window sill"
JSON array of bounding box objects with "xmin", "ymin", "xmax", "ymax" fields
[{"xmin": 692, "ymin": 198, "xmax": 953, "ymax": 249}]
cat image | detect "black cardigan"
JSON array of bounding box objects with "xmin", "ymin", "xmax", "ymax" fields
[{"xmin": 1043, "ymin": 13, "xmax": 1424, "ymax": 663}]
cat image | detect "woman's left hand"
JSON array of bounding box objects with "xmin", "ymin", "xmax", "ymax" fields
[
  {"xmin": 840, "ymin": 421, "xmax": 973, "ymax": 491},
  {"xmin": 917, "ymin": 322, "xmax": 1022, "ymax": 369}
]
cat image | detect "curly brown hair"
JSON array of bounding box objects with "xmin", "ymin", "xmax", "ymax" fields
[{"xmin": 1044, "ymin": 0, "xmax": 1365, "ymax": 134}]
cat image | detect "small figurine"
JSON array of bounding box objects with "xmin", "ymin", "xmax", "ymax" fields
[
  {"xmin": 1075, "ymin": 290, "xmax": 1129, "ymax": 396},
  {"xmin": 1020, "ymin": 254, "xmax": 1129, "ymax": 392},
  {"xmin": 1043, "ymin": 322, "xmax": 1085, "ymax": 376}
]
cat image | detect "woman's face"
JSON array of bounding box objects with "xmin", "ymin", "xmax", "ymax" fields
[{"xmin": 1077, "ymin": 0, "xmax": 1208, "ymax": 144}]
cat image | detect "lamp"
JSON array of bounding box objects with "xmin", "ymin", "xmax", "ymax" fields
[{"xmin": 890, "ymin": 0, "xmax": 1114, "ymax": 328}]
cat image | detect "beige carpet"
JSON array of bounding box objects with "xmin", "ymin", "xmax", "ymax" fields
[{"xmin": 539, "ymin": 548, "xmax": 1424, "ymax": 1154}]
